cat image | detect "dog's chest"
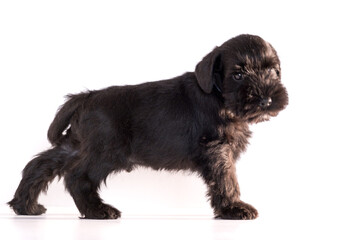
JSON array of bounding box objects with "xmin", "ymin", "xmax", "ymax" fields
[
  {"xmin": 223, "ymin": 122, "xmax": 251, "ymax": 146},
  {"xmin": 201, "ymin": 120, "xmax": 251, "ymax": 162},
  {"xmin": 220, "ymin": 121, "xmax": 252, "ymax": 159}
]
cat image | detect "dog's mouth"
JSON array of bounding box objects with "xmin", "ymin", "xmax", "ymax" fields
[
  {"xmin": 238, "ymin": 95, "xmax": 287, "ymax": 124},
  {"xmin": 243, "ymin": 109, "xmax": 279, "ymax": 124},
  {"xmin": 250, "ymin": 112, "xmax": 278, "ymax": 123},
  {"xmin": 225, "ymin": 94, "xmax": 287, "ymax": 124}
]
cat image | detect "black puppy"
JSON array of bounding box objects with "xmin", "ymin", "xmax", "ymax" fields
[{"xmin": 8, "ymin": 34, "xmax": 288, "ymax": 220}]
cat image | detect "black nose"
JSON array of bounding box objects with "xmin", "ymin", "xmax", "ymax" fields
[{"xmin": 260, "ymin": 97, "xmax": 272, "ymax": 108}]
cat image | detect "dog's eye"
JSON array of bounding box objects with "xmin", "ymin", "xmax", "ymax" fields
[
  {"xmin": 269, "ymin": 68, "xmax": 280, "ymax": 76},
  {"xmin": 232, "ymin": 73, "xmax": 243, "ymax": 81},
  {"xmin": 268, "ymin": 68, "xmax": 280, "ymax": 77},
  {"xmin": 275, "ymin": 69, "xmax": 280, "ymax": 76}
]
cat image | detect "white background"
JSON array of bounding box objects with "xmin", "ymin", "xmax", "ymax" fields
[{"xmin": 0, "ymin": 0, "xmax": 359, "ymax": 239}]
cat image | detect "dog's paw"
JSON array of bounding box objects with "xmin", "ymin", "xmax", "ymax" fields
[
  {"xmin": 82, "ymin": 204, "xmax": 121, "ymax": 220},
  {"xmin": 8, "ymin": 199, "xmax": 47, "ymax": 215},
  {"xmin": 29, "ymin": 204, "xmax": 47, "ymax": 215},
  {"xmin": 216, "ymin": 201, "xmax": 258, "ymax": 220}
]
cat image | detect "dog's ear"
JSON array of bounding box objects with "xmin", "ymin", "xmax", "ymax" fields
[{"xmin": 195, "ymin": 47, "xmax": 222, "ymax": 94}]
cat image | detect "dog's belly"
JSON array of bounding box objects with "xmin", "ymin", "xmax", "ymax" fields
[
  {"xmin": 128, "ymin": 130, "xmax": 197, "ymax": 171},
  {"xmin": 73, "ymin": 111, "xmax": 198, "ymax": 172},
  {"xmin": 128, "ymin": 154, "xmax": 194, "ymax": 171}
]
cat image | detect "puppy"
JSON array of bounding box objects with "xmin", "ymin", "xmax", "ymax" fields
[{"xmin": 8, "ymin": 34, "xmax": 288, "ymax": 220}]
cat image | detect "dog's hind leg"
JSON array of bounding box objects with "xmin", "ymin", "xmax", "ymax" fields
[
  {"xmin": 8, "ymin": 145, "xmax": 75, "ymax": 215},
  {"xmin": 64, "ymin": 154, "xmax": 121, "ymax": 219}
]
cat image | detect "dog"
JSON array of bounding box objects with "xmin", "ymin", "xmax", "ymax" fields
[{"xmin": 8, "ymin": 34, "xmax": 288, "ymax": 220}]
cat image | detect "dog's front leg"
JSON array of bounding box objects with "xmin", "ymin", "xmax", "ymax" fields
[{"xmin": 200, "ymin": 150, "xmax": 258, "ymax": 220}]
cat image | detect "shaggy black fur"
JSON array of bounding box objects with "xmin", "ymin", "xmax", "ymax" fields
[{"xmin": 8, "ymin": 34, "xmax": 288, "ymax": 220}]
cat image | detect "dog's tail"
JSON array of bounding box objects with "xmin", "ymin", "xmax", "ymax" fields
[{"xmin": 47, "ymin": 93, "xmax": 89, "ymax": 145}]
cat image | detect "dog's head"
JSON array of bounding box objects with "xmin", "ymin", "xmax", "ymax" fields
[{"xmin": 195, "ymin": 34, "xmax": 288, "ymax": 123}]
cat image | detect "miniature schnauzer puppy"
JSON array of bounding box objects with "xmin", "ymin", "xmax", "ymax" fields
[{"xmin": 9, "ymin": 34, "xmax": 288, "ymax": 220}]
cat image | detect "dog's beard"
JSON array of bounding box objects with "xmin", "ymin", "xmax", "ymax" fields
[
  {"xmin": 239, "ymin": 104, "xmax": 279, "ymax": 124},
  {"xmin": 246, "ymin": 111, "xmax": 279, "ymax": 124},
  {"xmin": 223, "ymin": 101, "xmax": 278, "ymax": 124}
]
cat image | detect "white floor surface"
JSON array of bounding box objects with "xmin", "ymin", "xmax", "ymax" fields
[{"xmin": 1, "ymin": 207, "xmax": 359, "ymax": 240}]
